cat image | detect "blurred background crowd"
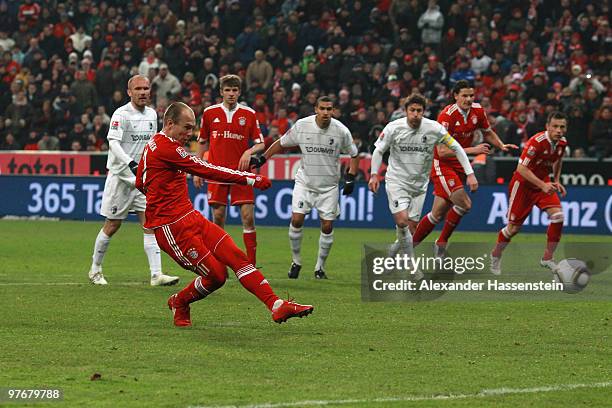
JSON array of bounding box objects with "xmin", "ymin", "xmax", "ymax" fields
[{"xmin": 0, "ymin": 0, "xmax": 610, "ymax": 158}]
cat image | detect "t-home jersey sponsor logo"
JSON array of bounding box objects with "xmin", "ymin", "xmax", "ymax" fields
[{"xmin": 212, "ymin": 130, "xmax": 245, "ymax": 140}]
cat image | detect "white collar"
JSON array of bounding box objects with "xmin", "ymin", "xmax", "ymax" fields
[{"xmin": 221, "ymin": 103, "xmax": 238, "ymax": 113}]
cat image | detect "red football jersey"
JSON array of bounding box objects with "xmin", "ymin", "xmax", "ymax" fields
[
  {"xmin": 515, "ymin": 131, "xmax": 567, "ymax": 190},
  {"xmin": 435, "ymin": 102, "xmax": 491, "ymax": 173},
  {"xmin": 199, "ymin": 103, "xmax": 264, "ymax": 169},
  {"xmin": 135, "ymin": 132, "xmax": 257, "ymax": 229}
]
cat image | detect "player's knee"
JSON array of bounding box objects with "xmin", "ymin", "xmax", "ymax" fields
[
  {"xmin": 395, "ymin": 215, "xmax": 410, "ymax": 229},
  {"xmin": 550, "ymin": 211, "xmax": 564, "ymax": 224},
  {"xmin": 213, "ymin": 212, "xmax": 225, "ymax": 225},
  {"xmin": 241, "ymin": 214, "xmax": 255, "ymax": 230},
  {"xmin": 103, "ymin": 220, "xmax": 121, "ymax": 236},
  {"xmin": 407, "ymin": 220, "xmax": 418, "ymax": 234},
  {"xmin": 204, "ymin": 263, "xmax": 228, "ymax": 290},
  {"xmin": 290, "ymin": 216, "xmax": 304, "ymax": 229},
  {"xmin": 456, "ymin": 196, "xmax": 471, "ymax": 212},
  {"xmin": 506, "ymin": 224, "xmax": 521, "ymax": 236},
  {"xmin": 321, "ymin": 221, "xmax": 333, "ymax": 235}
]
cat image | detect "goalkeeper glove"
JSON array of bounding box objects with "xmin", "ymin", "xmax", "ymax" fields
[
  {"xmin": 249, "ymin": 155, "xmax": 267, "ymax": 168},
  {"xmin": 128, "ymin": 160, "xmax": 139, "ymax": 176},
  {"xmin": 342, "ymin": 172, "xmax": 356, "ymax": 196}
]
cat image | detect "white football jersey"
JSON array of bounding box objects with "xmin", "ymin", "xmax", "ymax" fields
[
  {"xmin": 106, "ymin": 102, "xmax": 157, "ymax": 175},
  {"xmin": 375, "ymin": 117, "xmax": 449, "ymax": 193},
  {"xmin": 280, "ymin": 116, "xmax": 358, "ymax": 193}
]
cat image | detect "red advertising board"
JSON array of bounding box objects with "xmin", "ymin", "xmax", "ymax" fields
[{"xmin": 0, "ymin": 152, "xmax": 91, "ymax": 175}]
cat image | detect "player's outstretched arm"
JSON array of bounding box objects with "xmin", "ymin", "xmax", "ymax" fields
[
  {"xmin": 484, "ymin": 129, "xmax": 519, "ymax": 152},
  {"xmin": 251, "ymin": 139, "xmax": 284, "ymax": 168},
  {"xmin": 239, "ymin": 142, "xmax": 265, "ymax": 171}
]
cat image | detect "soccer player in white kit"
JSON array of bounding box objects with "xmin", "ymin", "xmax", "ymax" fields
[
  {"xmin": 88, "ymin": 75, "xmax": 179, "ymax": 286},
  {"xmin": 368, "ymin": 94, "xmax": 477, "ymax": 273},
  {"xmin": 252, "ymin": 96, "xmax": 360, "ymax": 279}
]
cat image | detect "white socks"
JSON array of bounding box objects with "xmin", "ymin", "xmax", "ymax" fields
[
  {"xmin": 396, "ymin": 225, "xmax": 414, "ymax": 257},
  {"xmin": 143, "ymin": 233, "xmax": 162, "ymax": 278},
  {"xmin": 315, "ymin": 231, "xmax": 334, "ymax": 271},
  {"xmin": 288, "ymin": 224, "xmax": 303, "ymax": 265},
  {"xmin": 91, "ymin": 229, "xmax": 111, "ymax": 272}
]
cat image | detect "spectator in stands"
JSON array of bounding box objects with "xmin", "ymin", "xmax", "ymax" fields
[
  {"xmin": 418, "ymin": 0, "xmax": 444, "ymax": 50},
  {"xmin": 152, "ymin": 63, "xmax": 181, "ymax": 106},
  {"xmin": 449, "ymin": 58, "xmax": 475, "ymax": 87},
  {"xmin": 0, "ymin": 0, "xmax": 608, "ymax": 159},
  {"xmin": 0, "ymin": 132, "xmax": 21, "ymax": 150},
  {"xmin": 70, "ymin": 70, "xmax": 97, "ymax": 110},
  {"xmin": 138, "ymin": 49, "xmax": 159, "ymax": 77},
  {"xmin": 69, "ymin": 26, "xmax": 91, "ymax": 53},
  {"xmin": 246, "ymin": 50, "xmax": 273, "ymax": 91},
  {"xmin": 23, "ymin": 130, "xmax": 39, "ymax": 150},
  {"xmin": 37, "ymin": 131, "xmax": 59, "ymax": 150},
  {"xmin": 4, "ymin": 90, "xmax": 33, "ymax": 142},
  {"xmin": 589, "ymin": 106, "xmax": 611, "ymax": 158}
]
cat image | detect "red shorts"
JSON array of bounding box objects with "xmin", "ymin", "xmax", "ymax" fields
[
  {"xmin": 207, "ymin": 183, "xmax": 254, "ymax": 206},
  {"xmin": 507, "ymin": 177, "xmax": 561, "ymax": 226},
  {"xmin": 431, "ymin": 160, "xmax": 465, "ymax": 200},
  {"xmin": 154, "ymin": 210, "xmax": 228, "ymax": 276}
]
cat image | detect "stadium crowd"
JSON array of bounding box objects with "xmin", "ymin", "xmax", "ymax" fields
[{"xmin": 0, "ymin": 0, "xmax": 610, "ymax": 158}]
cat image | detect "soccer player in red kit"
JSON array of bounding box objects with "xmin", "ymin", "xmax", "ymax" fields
[
  {"xmin": 194, "ymin": 75, "xmax": 264, "ymax": 265},
  {"xmin": 135, "ymin": 102, "xmax": 313, "ymax": 327},
  {"xmin": 490, "ymin": 112, "xmax": 569, "ymax": 275},
  {"xmin": 412, "ymin": 80, "xmax": 518, "ymax": 256}
]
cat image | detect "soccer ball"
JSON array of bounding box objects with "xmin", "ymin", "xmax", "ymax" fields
[{"xmin": 553, "ymin": 258, "xmax": 591, "ymax": 293}]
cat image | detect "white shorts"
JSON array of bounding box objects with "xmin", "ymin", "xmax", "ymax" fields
[
  {"xmin": 385, "ymin": 181, "xmax": 426, "ymax": 221},
  {"xmin": 292, "ymin": 183, "xmax": 339, "ymax": 221},
  {"xmin": 100, "ymin": 173, "xmax": 146, "ymax": 219}
]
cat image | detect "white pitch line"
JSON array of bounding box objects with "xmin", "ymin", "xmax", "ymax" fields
[
  {"xmin": 0, "ymin": 278, "xmax": 339, "ymax": 286},
  {"xmin": 0, "ymin": 282, "xmax": 146, "ymax": 286},
  {"xmin": 187, "ymin": 381, "xmax": 612, "ymax": 408}
]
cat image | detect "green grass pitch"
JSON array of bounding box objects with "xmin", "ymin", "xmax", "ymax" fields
[{"xmin": 0, "ymin": 219, "xmax": 610, "ymax": 407}]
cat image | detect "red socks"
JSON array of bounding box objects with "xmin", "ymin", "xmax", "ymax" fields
[
  {"xmin": 543, "ymin": 219, "xmax": 563, "ymax": 260},
  {"xmin": 215, "ymin": 233, "xmax": 278, "ymax": 310},
  {"xmin": 176, "ymin": 259, "xmax": 228, "ymax": 305},
  {"xmin": 492, "ymin": 227, "xmax": 512, "ymax": 257},
  {"xmin": 413, "ymin": 212, "xmax": 439, "ymax": 247},
  {"xmin": 243, "ymin": 229, "xmax": 257, "ymax": 265},
  {"xmin": 437, "ymin": 206, "xmax": 466, "ymax": 246}
]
